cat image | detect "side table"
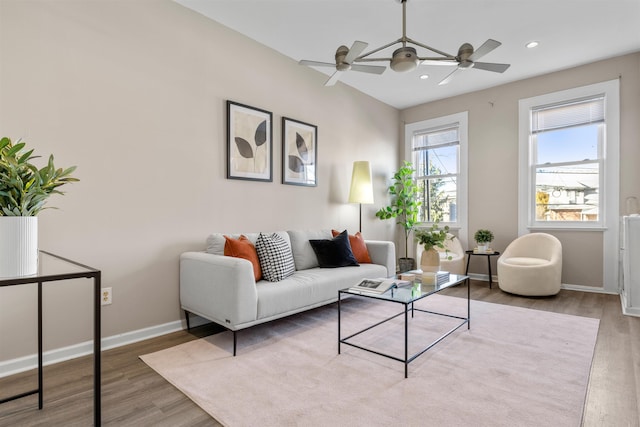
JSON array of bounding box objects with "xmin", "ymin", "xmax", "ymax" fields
[
  {"xmin": 465, "ymin": 250, "xmax": 500, "ymax": 289},
  {"xmin": 0, "ymin": 251, "xmax": 101, "ymax": 426}
]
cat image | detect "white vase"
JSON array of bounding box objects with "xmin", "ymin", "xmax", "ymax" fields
[
  {"xmin": 477, "ymin": 244, "xmax": 488, "ymax": 252},
  {"xmin": 420, "ymin": 248, "xmax": 440, "ymax": 273},
  {"xmin": 0, "ymin": 216, "xmax": 38, "ymax": 278}
]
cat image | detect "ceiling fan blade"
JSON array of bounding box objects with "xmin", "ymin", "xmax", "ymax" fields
[
  {"xmin": 344, "ymin": 40, "xmax": 368, "ymax": 64},
  {"xmin": 468, "ymin": 39, "xmax": 501, "ymax": 61},
  {"xmin": 421, "ymin": 59, "xmax": 457, "ymax": 66},
  {"xmin": 325, "ymin": 70, "xmax": 343, "ymax": 86},
  {"xmin": 351, "ymin": 64, "xmax": 386, "ymax": 75},
  {"xmin": 299, "ymin": 60, "xmax": 335, "ymax": 68},
  {"xmin": 472, "ymin": 62, "xmax": 511, "ymax": 73},
  {"xmin": 438, "ymin": 67, "xmax": 463, "ymax": 85}
]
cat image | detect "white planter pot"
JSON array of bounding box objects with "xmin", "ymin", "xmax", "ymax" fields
[{"xmin": 0, "ymin": 216, "xmax": 38, "ymax": 278}]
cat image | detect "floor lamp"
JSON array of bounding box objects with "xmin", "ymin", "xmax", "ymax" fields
[{"xmin": 348, "ymin": 161, "xmax": 374, "ymax": 233}]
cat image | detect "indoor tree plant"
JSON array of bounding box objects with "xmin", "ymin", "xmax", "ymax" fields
[
  {"xmin": 415, "ymin": 221, "xmax": 452, "ymax": 272},
  {"xmin": 0, "ymin": 137, "xmax": 78, "ymax": 277},
  {"xmin": 474, "ymin": 229, "xmax": 494, "ymax": 252},
  {"xmin": 376, "ymin": 161, "xmax": 421, "ymax": 272}
]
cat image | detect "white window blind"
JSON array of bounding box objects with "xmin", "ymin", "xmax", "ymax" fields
[{"xmin": 532, "ymin": 96, "xmax": 604, "ymax": 134}]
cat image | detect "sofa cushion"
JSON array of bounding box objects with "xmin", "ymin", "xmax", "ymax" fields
[
  {"xmin": 255, "ymin": 232, "xmax": 296, "ymax": 282},
  {"xmin": 309, "ymin": 230, "xmax": 359, "ymax": 268},
  {"xmin": 287, "ymin": 229, "xmax": 332, "ymax": 270},
  {"xmin": 224, "ymin": 235, "xmax": 262, "ymax": 281},
  {"xmin": 332, "ymin": 230, "xmax": 372, "ymax": 263}
]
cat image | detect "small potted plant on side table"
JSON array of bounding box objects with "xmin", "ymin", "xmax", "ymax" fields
[{"xmin": 474, "ymin": 229, "xmax": 494, "ymax": 253}]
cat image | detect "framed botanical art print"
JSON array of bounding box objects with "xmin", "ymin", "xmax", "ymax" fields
[
  {"xmin": 227, "ymin": 101, "xmax": 273, "ymax": 182},
  {"xmin": 282, "ymin": 117, "xmax": 317, "ymax": 186}
]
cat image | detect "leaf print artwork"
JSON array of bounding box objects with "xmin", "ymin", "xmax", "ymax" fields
[
  {"xmin": 282, "ymin": 117, "xmax": 317, "ymax": 186},
  {"xmin": 227, "ymin": 101, "xmax": 272, "ymax": 181}
]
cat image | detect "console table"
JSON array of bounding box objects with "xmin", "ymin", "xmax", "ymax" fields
[{"xmin": 0, "ymin": 251, "xmax": 101, "ymax": 426}]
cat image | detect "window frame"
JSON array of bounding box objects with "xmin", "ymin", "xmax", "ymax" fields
[
  {"xmin": 405, "ymin": 111, "xmax": 468, "ymax": 245},
  {"xmin": 518, "ymin": 80, "xmax": 619, "ymax": 233}
]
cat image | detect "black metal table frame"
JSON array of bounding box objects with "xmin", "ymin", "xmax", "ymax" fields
[
  {"xmin": 464, "ymin": 250, "xmax": 500, "ymax": 289},
  {"xmin": 338, "ymin": 276, "xmax": 469, "ymax": 378},
  {"xmin": 0, "ymin": 250, "xmax": 101, "ymax": 426}
]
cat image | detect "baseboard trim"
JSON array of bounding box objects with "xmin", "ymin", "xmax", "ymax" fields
[
  {"xmin": 471, "ymin": 274, "xmax": 619, "ymax": 296},
  {"xmin": 0, "ymin": 320, "xmax": 186, "ymax": 378}
]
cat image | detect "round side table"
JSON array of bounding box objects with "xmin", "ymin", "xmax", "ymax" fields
[{"xmin": 464, "ymin": 250, "xmax": 500, "ymax": 289}]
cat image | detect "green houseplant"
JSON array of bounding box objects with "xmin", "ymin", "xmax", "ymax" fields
[
  {"xmin": 415, "ymin": 221, "xmax": 452, "ymax": 272},
  {"xmin": 0, "ymin": 137, "xmax": 78, "ymax": 277},
  {"xmin": 474, "ymin": 229, "xmax": 494, "ymax": 252},
  {"xmin": 375, "ymin": 161, "xmax": 421, "ymax": 272},
  {"xmin": 415, "ymin": 222, "xmax": 452, "ymax": 254}
]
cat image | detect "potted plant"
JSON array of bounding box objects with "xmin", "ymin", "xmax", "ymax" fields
[
  {"xmin": 375, "ymin": 161, "xmax": 421, "ymax": 272},
  {"xmin": 415, "ymin": 222, "xmax": 452, "ymax": 272},
  {"xmin": 474, "ymin": 229, "xmax": 494, "ymax": 252},
  {"xmin": 0, "ymin": 137, "xmax": 78, "ymax": 277}
]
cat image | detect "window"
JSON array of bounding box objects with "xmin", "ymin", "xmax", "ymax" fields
[
  {"xmin": 519, "ymin": 80, "xmax": 619, "ymax": 232},
  {"xmin": 405, "ymin": 112, "xmax": 468, "ymax": 235},
  {"xmin": 531, "ymin": 96, "xmax": 603, "ymax": 223}
]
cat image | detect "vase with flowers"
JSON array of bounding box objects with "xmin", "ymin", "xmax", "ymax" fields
[{"xmin": 415, "ymin": 222, "xmax": 452, "ymax": 273}]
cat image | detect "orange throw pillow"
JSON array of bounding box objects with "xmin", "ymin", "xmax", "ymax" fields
[
  {"xmin": 332, "ymin": 230, "xmax": 372, "ymax": 263},
  {"xmin": 224, "ymin": 235, "xmax": 262, "ymax": 281}
]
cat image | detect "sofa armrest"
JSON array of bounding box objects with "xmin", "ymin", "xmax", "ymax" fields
[
  {"xmin": 180, "ymin": 252, "xmax": 258, "ymax": 330},
  {"xmin": 365, "ymin": 240, "xmax": 396, "ymax": 277}
]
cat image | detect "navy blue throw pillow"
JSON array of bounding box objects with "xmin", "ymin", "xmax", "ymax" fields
[{"xmin": 309, "ymin": 230, "xmax": 359, "ymax": 268}]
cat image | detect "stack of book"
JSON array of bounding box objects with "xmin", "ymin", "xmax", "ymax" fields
[
  {"xmin": 422, "ymin": 271, "xmax": 450, "ymax": 285},
  {"xmin": 436, "ymin": 271, "xmax": 450, "ymax": 285}
]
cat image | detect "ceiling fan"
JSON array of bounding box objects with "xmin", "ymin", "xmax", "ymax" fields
[
  {"xmin": 423, "ymin": 40, "xmax": 511, "ymax": 85},
  {"xmin": 299, "ymin": 41, "xmax": 386, "ymax": 86},
  {"xmin": 300, "ymin": 0, "xmax": 510, "ymax": 86}
]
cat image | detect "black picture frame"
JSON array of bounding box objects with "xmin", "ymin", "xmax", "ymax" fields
[
  {"xmin": 282, "ymin": 117, "xmax": 318, "ymax": 187},
  {"xmin": 227, "ymin": 100, "xmax": 273, "ymax": 182}
]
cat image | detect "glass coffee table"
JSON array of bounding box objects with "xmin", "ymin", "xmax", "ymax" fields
[{"xmin": 338, "ymin": 273, "xmax": 469, "ymax": 378}]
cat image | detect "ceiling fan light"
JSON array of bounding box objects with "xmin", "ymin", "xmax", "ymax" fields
[{"xmin": 390, "ymin": 46, "xmax": 419, "ymax": 72}]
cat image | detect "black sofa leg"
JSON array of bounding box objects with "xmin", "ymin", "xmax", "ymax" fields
[
  {"xmin": 184, "ymin": 310, "xmax": 191, "ymax": 330},
  {"xmin": 233, "ymin": 330, "xmax": 237, "ymax": 356}
]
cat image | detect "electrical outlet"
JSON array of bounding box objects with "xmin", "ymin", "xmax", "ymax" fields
[{"xmin": 101, "ymin": 287, "xmax": 112, "ymax": 305}]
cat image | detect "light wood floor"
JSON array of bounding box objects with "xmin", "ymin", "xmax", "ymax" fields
[{"xmin": 1, "ymin": 281, "xmax": 638, "ymax": 426}]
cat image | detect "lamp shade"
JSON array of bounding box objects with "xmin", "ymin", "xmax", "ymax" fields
[{"xmin": 348, "ymin": 161, "xmax": 374, "ymax": 204}]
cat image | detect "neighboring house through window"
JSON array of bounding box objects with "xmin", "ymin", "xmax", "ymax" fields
[{"xmin": 405, "ymin": 111, "xmax": 468, "ymax": 245}]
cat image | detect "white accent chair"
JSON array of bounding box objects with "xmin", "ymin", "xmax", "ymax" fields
[
  {"xmin": 497, "ymin": 233, "xmax": 562, "ymax": 296},
  {"xmin": 416, "ymin": 233, "xmax": 466, "ymax": 275}
]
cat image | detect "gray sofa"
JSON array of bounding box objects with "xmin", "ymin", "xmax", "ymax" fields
[{"xmin": 180, "ymin": 229, "xmax": 395, "ymax": 354}]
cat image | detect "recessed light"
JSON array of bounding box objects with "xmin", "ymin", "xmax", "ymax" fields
[
  {"xmin": 526, "ymin": 41, "xmax": 539, "ymax": 49},
  {"xmin": 419, "ymin": 74, "xmax": 429, "ymax": 80}
]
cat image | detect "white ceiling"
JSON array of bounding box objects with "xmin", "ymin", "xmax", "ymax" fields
[{"xmin": 175, "ymin": 0, "xmax": 640, "ymax": 110}]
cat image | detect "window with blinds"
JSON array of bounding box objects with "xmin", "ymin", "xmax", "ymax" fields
[
  {"xmin": 529, "ymin": 95, "xmax": 605, "ymax": 223},
  {"xmin": 411, "ymin": 123, "xmax": 460, "ymax": 223}
]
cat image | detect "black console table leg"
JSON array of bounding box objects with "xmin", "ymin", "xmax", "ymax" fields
[{"xmin": 38, "ymin": 282, "xmax": 43, "ymax": 409}]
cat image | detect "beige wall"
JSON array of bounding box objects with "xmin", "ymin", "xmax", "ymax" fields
[
  {"xmin": 0, "ymin": 0, "xmax": 400, "ymax": 362},
  {"xmin": 401, "ymin": 52, "xmax": 640, "ymax": 287}
]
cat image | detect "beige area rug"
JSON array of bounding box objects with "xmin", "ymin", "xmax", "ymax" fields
[{"xmin": 141, "ymin": 295, "xmax": 599, "ymax": 427}]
